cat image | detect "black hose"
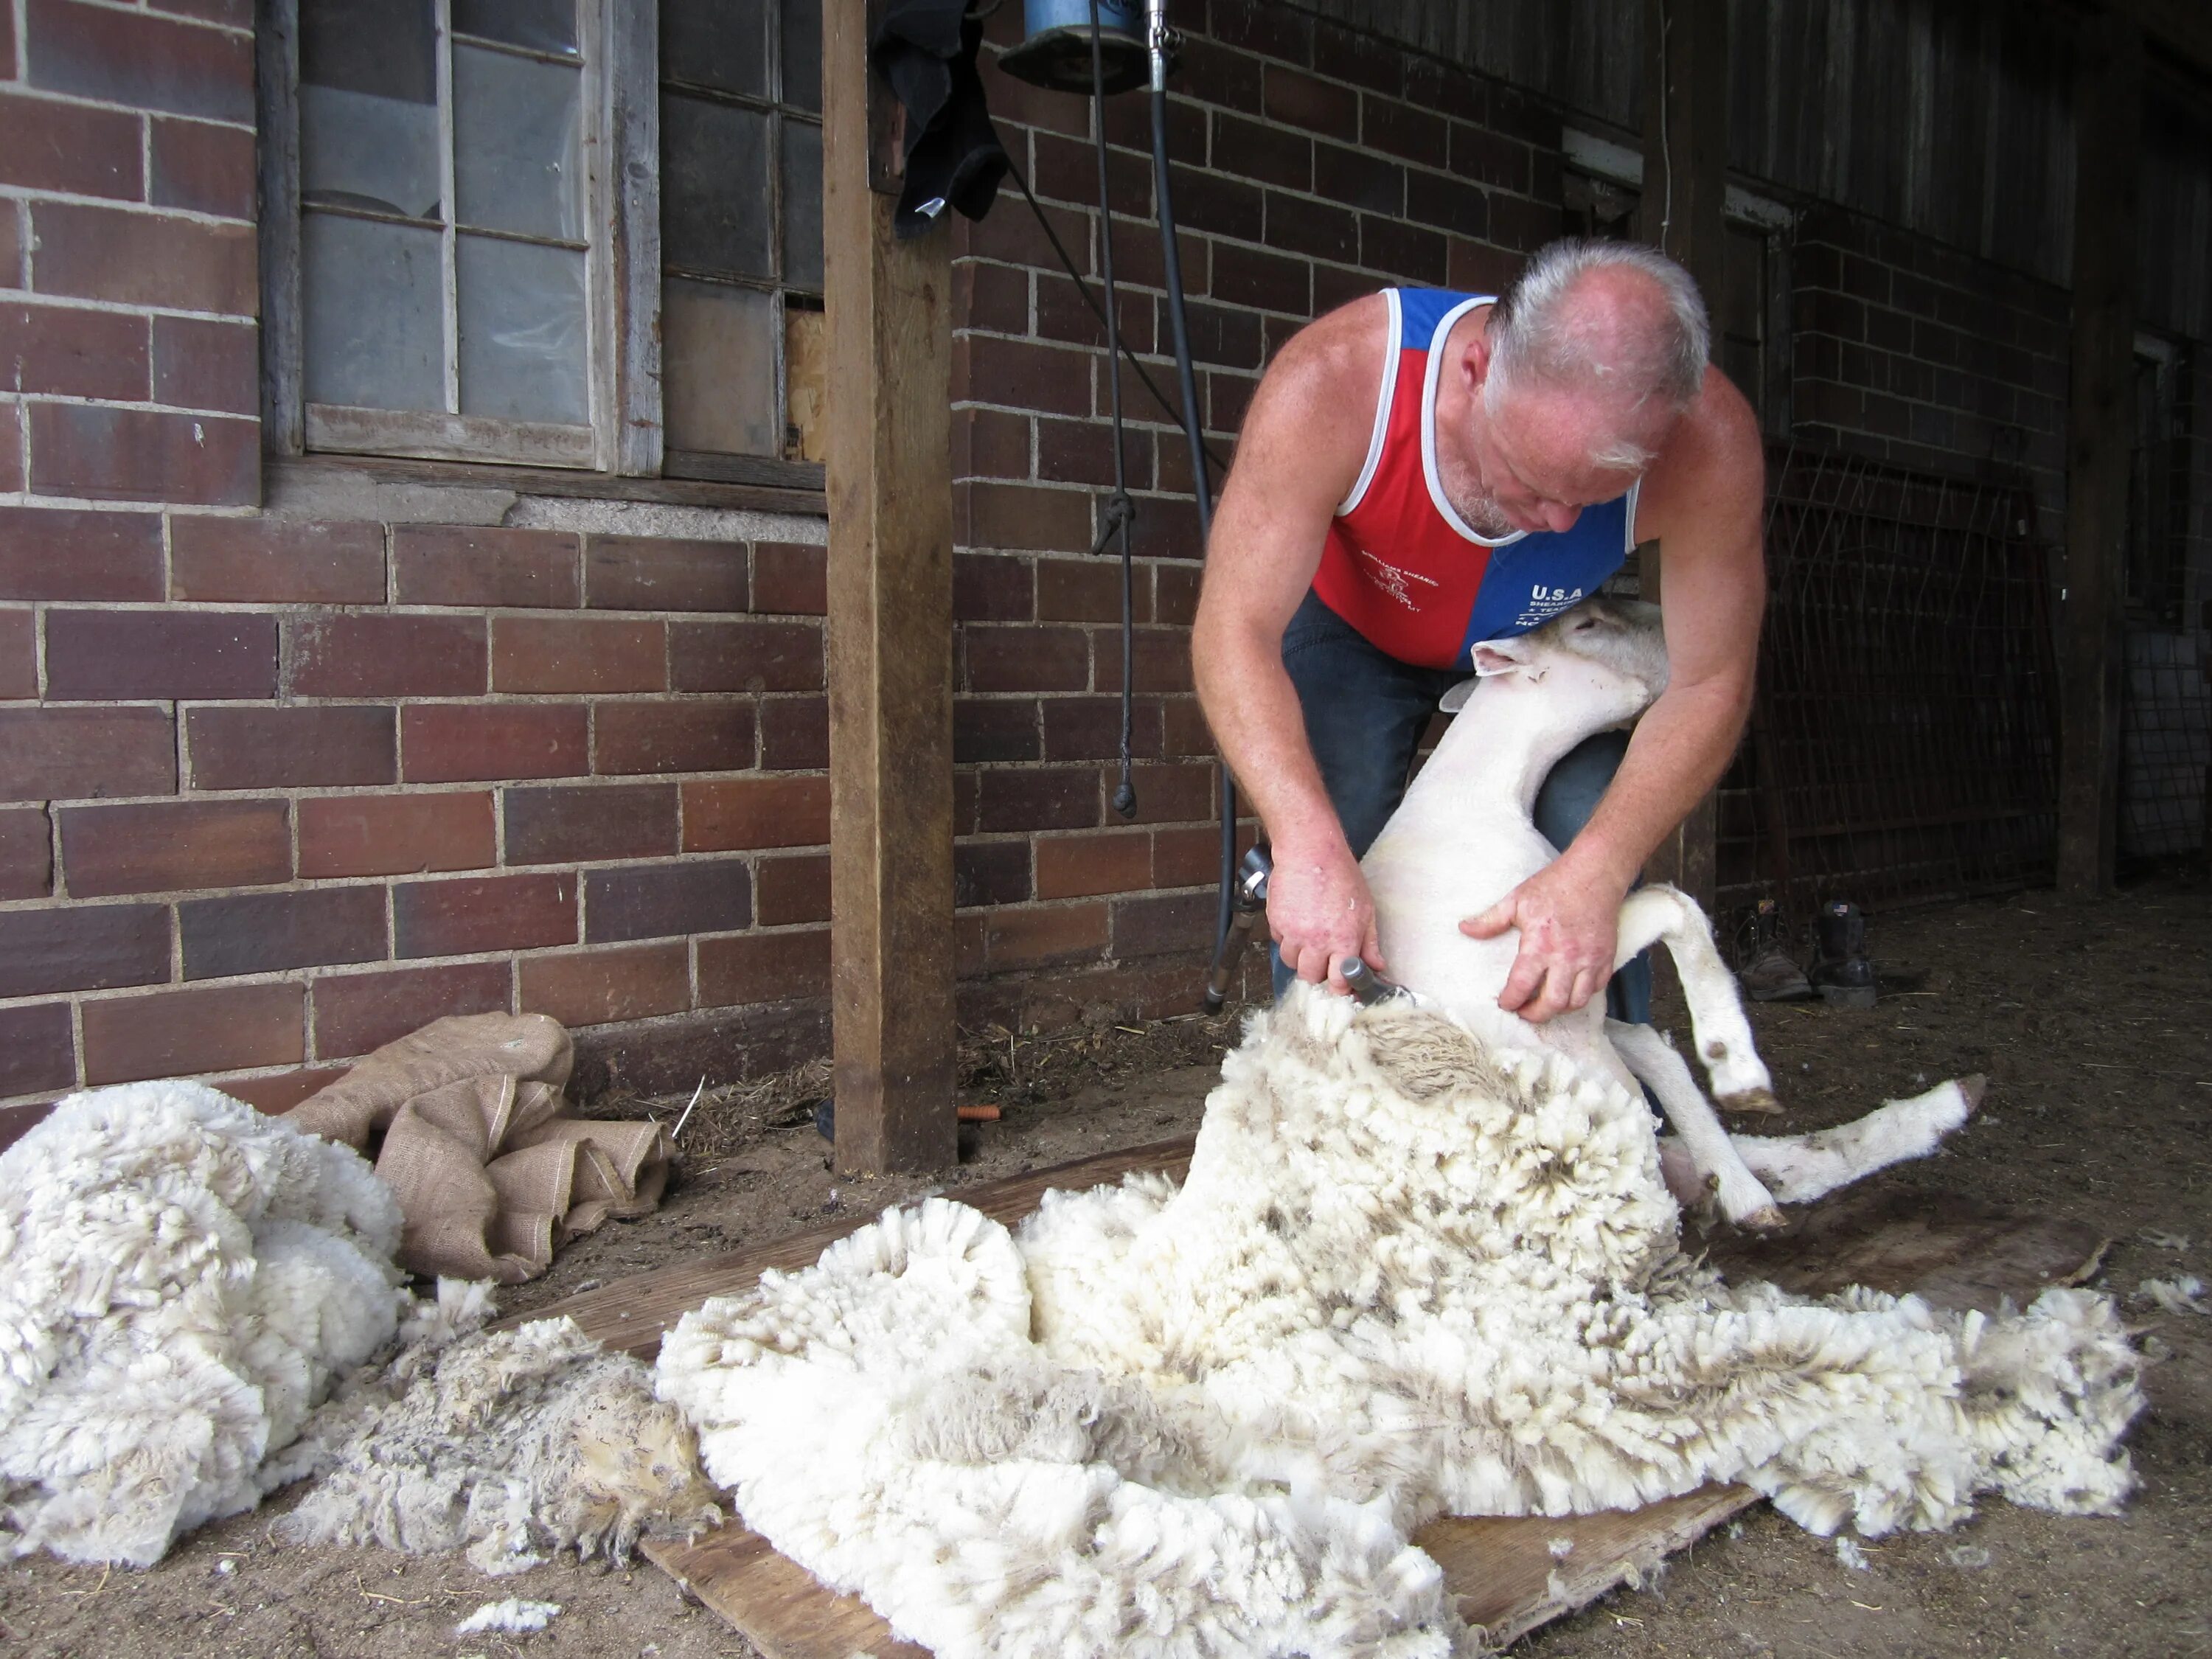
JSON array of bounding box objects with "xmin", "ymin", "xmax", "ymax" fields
[
  {"xmin": 1089, "ymin": 1, "xmax": 1138, "ymax": 820},
  {"xmin": 1147, "ymin": 73, "xmax": 1238, "ymax": 961}
]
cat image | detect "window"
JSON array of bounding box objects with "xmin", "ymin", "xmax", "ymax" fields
[{"xmin": 261, "ymin": 0, "xmax": 827, "ymax": 486}]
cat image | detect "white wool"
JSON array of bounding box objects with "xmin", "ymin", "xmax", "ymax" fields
[
  {"xmin": 658, "ymin": 990, "xmax": 2141, "ymax": 1658},
  {"xmin": 278, "ymin": 1312, "xmax": 721, "ymax": 1575},
  {"xmin": 0, "ymin": 1081, "xmax": 409, "ymax": 1567},
  {"xmin": 1834, "ymin": 1536, "xmax": 1869, "ymax": 1571},
  {"xmin": 2132, "ymin": 1276, "xmax": 2208, "ymax": 1316},
  {"xmin": 455, "ymin": 1597, "xmax": 562, "ymax": 1635}
]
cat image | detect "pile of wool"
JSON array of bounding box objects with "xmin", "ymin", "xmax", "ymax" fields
[
  {"xmin": 276, "ymin": 1282, "xmax": 723, "ymax": 1576},
  {"xmin": 0, "ymin": 1081, "xmax": 410, "ymax": 1567},
  {"xmin": 658, "ymin": 987, "xmax": 2143, "ymax": 1659}
]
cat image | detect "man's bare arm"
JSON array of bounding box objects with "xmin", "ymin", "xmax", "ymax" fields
[
  {"xmin": 1466, "ymin": 366, "xmax": 1766, "ymax": 1020},
  {"xmin": 1190, "ymin": 298, "xmax": 1382, "ymax": 990}
]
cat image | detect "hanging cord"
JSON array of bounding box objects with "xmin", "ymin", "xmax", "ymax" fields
[{"xmin": 1088, "ymin": 1, "xmax": 1138, "ymax": 819}]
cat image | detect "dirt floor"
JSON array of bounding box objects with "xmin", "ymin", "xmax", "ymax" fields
[{"xmin": 5, "ymin": 882, "xmax": 2208, "ymax": 1659}]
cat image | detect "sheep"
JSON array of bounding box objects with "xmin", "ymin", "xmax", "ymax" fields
[{"xmin": 1361, "ymin": 597, "xmax": 1980, "ymax": 1228}]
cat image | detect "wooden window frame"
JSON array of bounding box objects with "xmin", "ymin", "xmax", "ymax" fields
[{"xmin": 257, "ymin": 0, "xmax": 824, "ymax": 492}]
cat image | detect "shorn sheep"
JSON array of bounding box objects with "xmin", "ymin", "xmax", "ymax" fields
[{"xmin": 658, "ymin": 600, "xmax": 2142, "ymax": 1659}]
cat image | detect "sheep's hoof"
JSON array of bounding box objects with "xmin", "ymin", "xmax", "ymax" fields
[
  {"xmin": 1735, "ymin": 1204, "xmax": 1790, "ymax": 1234},
  {"xmin": 1956, "ymin": 1074, "xmax": 1988, "ymax": 1112},
  {"xmin": 1717, "ymin": 1087, "xmax": 1784, "ymax": 1116}
]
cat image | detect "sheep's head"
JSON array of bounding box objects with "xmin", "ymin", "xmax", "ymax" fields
[{"xmin": 1445, "ymin": 598, "xmax": 1669, "ymax": 730}]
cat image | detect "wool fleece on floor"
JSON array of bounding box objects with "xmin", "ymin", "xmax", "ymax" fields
[{"xmin": 655, "ymin": 988, "xmax": 2143, "ymax": 1658}]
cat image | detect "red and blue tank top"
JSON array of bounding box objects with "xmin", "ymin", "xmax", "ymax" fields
[{"xmin": 1310, "ymin": 287, "xmax": 1642, "ymax": 669}]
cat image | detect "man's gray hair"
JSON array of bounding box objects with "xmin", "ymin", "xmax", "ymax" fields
[{"xmin": 1485, "ymin": 240, "xmax": 1711, "ymax": 456}]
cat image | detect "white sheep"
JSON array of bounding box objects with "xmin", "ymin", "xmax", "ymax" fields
[{"xmin": 1363, "ymin": 597, "xmax": 1980, "ymax": 1227}]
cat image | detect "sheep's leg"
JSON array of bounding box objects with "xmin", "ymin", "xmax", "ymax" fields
[
  {"xmin": 1613, "ymin": 885, "xmax": 1780, "ymax": 1114},
  {"xmin": 1728, "ymin": 1075, "xmax": 1986, "ymax": 1203},
  {"xmin": 1607, "ymin": 1020, "xmax": 1786, "ymax": 1230}
]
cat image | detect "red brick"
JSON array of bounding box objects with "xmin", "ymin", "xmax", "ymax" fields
[
  {"xmin": 584, "ymin": 857, "xmax": 751, "ymax": 942},
  {"xmin": 27, "ymin": 403, "xmax": 257, "ymax": 506},
  {"xmin": 985, "ymin": 901, "xmax": 1109, "ymax": 970},
  {"xmin": 179, "ymin": 885, "xmax": 386, "ymax": 979},
  {"xmin": 1034, "ymin": 414, "xmax": 1147, "ymax": 490},
  {"xmin": 681, "ymin": 774, "xmax": 830, "ymax": 851},
  {"xmin": 1122, "ymin": 760, "xmax": 1214, "ymax": 825},
  {"xmin": 219, "ymin": 1067, "xmax": 347, "ymax": 1113},
  {"xmin": 1153, "ymin": 563, "xmax": 1200, "ymax": 626},
  {"xmin": 0, "ymin": 806, "xmax": 50, "ymax": 897},
  {"xmin": 760, "ymin": 697, "xmax": 828, "ymax": 768},
  {"xmin": 1038, "ymin": 695, "xmax": 1165, "ymax": 762},
  {"xmin": 393, "ymin": 872, "xmax": 576, "ymax": 958},
  {"xmin": 954, "ymin": 406, "xmax": 1032, "ymax": 481},
  {"xmin": 594, "ymin": 699, "xmax": 756, "ymax": 774},
  {"xmin": 1112, "ymin": 889, "xmax": 1214, "ymax": 958},
  {"xmin": 1265, "ymin": 190, "xmax": 1358, "ymax": 263},
  {"xmin": 392, "ymin": 525, "xmax": 582, "ymax": 608},
  {"xmin": 0, "ymin": 902, "xmax": 168, "ymax": 997},
  {"xmin": 956, "ymin": 697, "xmax": 1042, "ymax": 763},
  {"xmin": 45, "ymin": 608, "xmax": 275, "ymax": 699},
  {"xmin": 187, "ymin": 704, "xmax": 394, "ymax": 790},
  {"xmin": 695, "ymin": 927, "xmax": 830, "ymax": 1006},
  {"xmin": 60, "ymin": 799, "xmax": 288, "ymax": 895},
  {"xmin": 82, "ymin": 981, "xmax": 303, "ymax": 1086},
  {"xmin": 518, "ymin": 942, "xmax": 689, "ymax": 1029},
  {"xmin": 0, "ymin": 611, "xmax": 29, "ymax": 699},
  {"xmin": 292, "ymin": 613, "xmax": 484, "ymax": 698},
  {"xmin": 311, "ymin": 959, "xmax": 513, "ymax": 1061},
  {"xmin": 956, "ymin": 480, "xmax": 1094, "ymax": 555},
  {"xmin": 150, "ymin": 0, "xmax": 253, "ymax": 24},
  {"xmin": 977, "ymin": 765, "xmax": 1102, "ymax": 832},
  {"xmin": 0, "ymin": 203, "xmax": 21, "ymax": 289},
  {"xmin": 0, "ymin": 507, "xmax": 163, "ymax": 601},
  {"xmin": 298, "ymin": 791, "xmax": 493, "ymax": 879},
  {"xmin": 493, "ymin": 616, "xmax": 664, "ymax": 693},
  {"xmin": 1211, "ymin": 112, "xmax": 1312, "ymax": 192},
  {"xmin": 1037, "ymin": 556, "xmax": 1150, "ymax": 623},
  {"xmin": 954, "ymin": 838, "xmax": 1029, "ymax": 907},
  {"xmin": 583, "ymin": 535, "xmax": 748, "ymax": 611},
  {"xmin": 1033, "ymin": 829, "xmax": 1150, "ymax": 899},
  {"xmin": 170, "ymin": 517, "xmax": 386, "ymax": 604},
  {"xmin": 0, "ymin": 87, "xmax": 142, "ymax": 198},
  {"xmin": 24, "ymin": 0, "xmax": 254, "ymax": 122},
  {"xmin": 400, "ymin": 703, "xmax": 588, "ymax": 783},
  {"xmin": 0, "ymin": 1003, "xmax": 76, "ymax": 1098},
  {"xmin": 962, "ymin": 624, "xmax": 1091, "ymax": 692},
  {"xmin": 1094, "ymin": 627, "xmax": 1196, "ymax": 695},
  {"xmin": 29, "ymin": 201, "xmax": 256, "ymax": 315},
  {"xmin": 956, "ymin": 333, "xmax": 1094, "ymax": 417},
  {"xmin": 755, "ymin": 852, "xmax": 830, "ymax": 925},
  {"xmin": 0, "ymin": 301, "xmax": 147, "ymax": 398},
  {"xmin": 0, "ymin": 405, "xmax": 18, "ymax": 494},
  {"xmin": 752, "ymin": 543, "xmax": 827, "ymax": 614},
  {"xmin": 1211, "ymin": 243, "xmax": 1311, "ymax": 316},
  {"xmin": 669, "ymin": 619, "xmax": 823, "ymax": 692},
  {"xmin": 149, "ymin": 116, "xmax": 255, "ymax": 219},
  {"xmin": 152, "ymin": 315, "xmax": 257, "ymax": 414},
  {"xmin": 503, "ymin": 782, "xmax": 678, "ymax": 864},
  {"xmin": 1263, "ymin": 63, "xmax": 1358, "ymax": 134},
  {"xmin": 1153, "ymin": 824, "xmax": 1222, "ymax": 888},
  {"xmin": 1313, "ymin": 142, "xmax": 1402, "ymax": 214},
  {"xmin": 0, "ymin": 706, "xmax": 175, "ymax": 801},
  {"xmin": 956, "ymin": 258, "xmax": 1028, "ymax": 334},
  {"xmin": 954, "ymin": 551, "xmax": 1034, "ymax": 622},
  {"xmin": 1361, "ymin": 216, "xmax": 1447, "ymax": 285}
]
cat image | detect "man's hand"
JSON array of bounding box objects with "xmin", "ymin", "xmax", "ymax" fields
[
  {"xmin": 1267, "ymin": 840, "xmax": 1385, "ymax": 995},
  {"xmin": 1461, "ymin": 855, "xmax": 1624, "ymax": 1023}
]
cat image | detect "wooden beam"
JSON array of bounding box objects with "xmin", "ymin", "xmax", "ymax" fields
[
  {"xmin": 1638, "ymin": 0, "xmax": 1729, "ymax": 911},
  {"xmin": 822, "ymin": 0, "xmax": 958, "ymax": 1173},
  {"xmin": 2056, "ymin": 10, "xmax": 2143, "ymax": 897}
]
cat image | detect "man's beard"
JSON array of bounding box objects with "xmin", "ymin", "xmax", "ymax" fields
[{"xmin": 1446, "ymin": 481, "xmax": 1520, "ymax": 539}]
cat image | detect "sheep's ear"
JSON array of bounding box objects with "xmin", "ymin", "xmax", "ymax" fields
[
  {"xmin": 1439, "ymin": 678, "xmax": 1480, "ymax": 713},
  {"xmin": 1470, "ymin": 640, "xmax": 1528, "ymax": 678}
]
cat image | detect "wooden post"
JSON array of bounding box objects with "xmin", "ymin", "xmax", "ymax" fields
[
  {"xmin": 2056, "ymin": 10, "xmax": 2143, "ymax": 897},
  {"xmin": 1638, "ymin": 0, "xmax": 1728, "ymax": 911},
  {"xmin": 822, "ymin": 0, "xmax": 958, "ymax": 1173}
]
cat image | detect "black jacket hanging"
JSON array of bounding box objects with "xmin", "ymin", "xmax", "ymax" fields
[{"xmin": 869, "ymin": 0, "xmax": 1009, "ymax": 240}]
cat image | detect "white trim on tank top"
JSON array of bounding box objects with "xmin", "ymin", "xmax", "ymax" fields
[
  {"xmin": 1417, "ymin": 295, "xmax": 1524, "ymax": 548},
  {"xmin": 1333, "ymin": 290, "xmax": 1402, "ymax": 517}
]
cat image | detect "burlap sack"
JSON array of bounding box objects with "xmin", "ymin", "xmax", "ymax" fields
[{"xmin": 289, "ymin": 1013, "xmax": 671, "ymax": 1284}]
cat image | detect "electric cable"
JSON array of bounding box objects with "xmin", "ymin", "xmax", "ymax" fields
[{"xmin": 1088, "ymin": 0, "xmax": 1138, "ymax": 819}]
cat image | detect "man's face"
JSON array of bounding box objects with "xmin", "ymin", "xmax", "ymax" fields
[{"xmin": 1467, "ymin": 379, "xmax": 1657, "ymax": 536}]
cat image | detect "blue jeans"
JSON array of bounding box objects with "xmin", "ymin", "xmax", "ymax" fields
[{"xmin": 1269, "ymin": 588, "xmax": 1652, "ymax": 1023}]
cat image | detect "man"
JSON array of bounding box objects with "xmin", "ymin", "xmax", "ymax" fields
[{"xmin": 1190, "ymin": 240, "xmax": 1765, "ymax": 1024}]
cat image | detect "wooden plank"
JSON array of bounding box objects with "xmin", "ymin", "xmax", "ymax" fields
[
  {"xmin": 823, "ymin": 0, "xmax": 958, "ymax": 1176},
  {"xmin": 496, "ymin": 1135, "xmax": 1198, "ymax": 1358},
  {"xmin": 2056, "ymin": 9, "xmax": 2143, "ymax": 896},
  {"xmin": 646, "ymin": 1528, "xmax": 930, "ymax": 1659},
  {"xmin": 605, "ymin": 0, "xmax": 664, "ymax": 477}
]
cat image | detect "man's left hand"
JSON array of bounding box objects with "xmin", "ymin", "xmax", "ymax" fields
[{"xmin": 1460, "ymin": 857, "xmax": 1624, "ymax": 1023}]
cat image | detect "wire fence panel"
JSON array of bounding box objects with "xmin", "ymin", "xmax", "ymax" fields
[
  {"xmin": 1717, "ymin": 445, "xmax": 2060, "ymax": 940},
  {"xmin": 2120, "ymin": 629, "xmax": 2210, "ymax": 860}
]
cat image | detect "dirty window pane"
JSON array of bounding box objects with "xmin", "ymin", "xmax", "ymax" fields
[
  {"xmin": 303, "ymin": 211, "xmax": 445, "ymax": 411},
  {"xmin": 458, "ymin": 234, "xmax": 591, "ymax": 424},
  {"xmin": 299, "ymin": 0, "xmax": 439, "ymax": 220},
  {"xmin": 302, "ymin": 0, "xmax": 434, "ymax": 102},
  {"xmin": 662, "ymin": 93, "xmax": 772, "ymax": 280},
  {"xmin": 453, "ymin": 43, "xmax": 585, "ymax": 241},
  {"xmin": 781, "ymin": 0, "xmax": 821, "ymax": 111},
  {"xmin": 663, "ymin": 0, "xmax": 769, "ymax": 98},
  {"xmin": 453, "ymin": 0, "xmax": 579, "ymax": 55},
  {"xmin": 663, "ymin": 277, "xmax": 777, "ymax": 454},
  {"xmin": 780, "ymin": 121, "xmax": 822, "ymax": 292}
]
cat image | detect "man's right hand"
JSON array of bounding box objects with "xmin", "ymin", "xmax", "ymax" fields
[{"xmin": 1267, "ymin": 839, "xmax": 1385, "ymax": 994}]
